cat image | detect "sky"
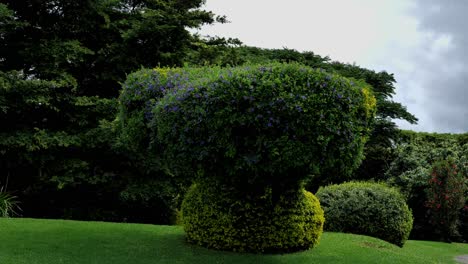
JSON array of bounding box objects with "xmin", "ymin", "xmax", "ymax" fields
[{"xmin": 195, "ymin": 0, "xmax": 468, "ymax": 133}]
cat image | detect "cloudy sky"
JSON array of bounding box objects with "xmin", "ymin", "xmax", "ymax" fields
[{"xmin": 195, "ymin": 0, "xmax": 468, "ymax": 133}]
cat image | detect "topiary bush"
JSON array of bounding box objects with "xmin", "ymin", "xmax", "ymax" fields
[
  {"xmin": 115, "ymin": 68, "xmax": 194, "ymax": 224},
  {"xmin": 152, "ymin": 63, "xmax": 376, "ymax": 190},
  {"xmin": 119, "ymin": 63, "xmax": 376, "ymax": 252},
  {"xmin": 181, "ymin": 180, "xmax": 324, "ymax": 253},
  {"xmin": 316, "ymin": 181, "xmax": 413, "ymax": 247}
]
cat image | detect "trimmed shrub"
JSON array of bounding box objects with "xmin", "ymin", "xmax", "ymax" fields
[
  {"xmin": 115, "ymin": 68, "xmax": 192, "ymax": 224},
  {"xmin": 181, "ymin": 180, "xmax": 324, "ymax": 253},
  {"xmin": 152, "ymin": 63, "xmax": 376, "ymax": 190},
  {"xmin": 316, "ymin": 182, "xmax": 413, "ymax": 247},
  {"xmin": 119, "ymin": 63, "xmax": 376, "ymax": 252}
]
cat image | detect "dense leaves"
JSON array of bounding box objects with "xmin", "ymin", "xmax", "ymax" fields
[
  {"xmin": 0, "ymin": 0, "xmax": 220, "ymax": 223},
  {"xmin": 148, "ymin": 64, "xmax": 376, "ymax": 192},
  {"xmin": 316, "ymin": 181, "xmax": 413, "ymax": 247},
  {"xmin": 386, "ymin": 131, "xmax": 468, "ymax": 241},
  {"xmin": 182, "ymin": 180, "xmax": 324, "ymax": 253},
  {"xmin": 187, "ymin": 46, "xmax": 418, "ymax": 184},
  {"xmin": 139, "ymin": 63, "xmax": 375, "ymax": 252},
  {"xmin": 0, "ymin": 0, "xmax": 218, "ymax": 96},
  {"xmin": 426, "ymin": 159, "xmax": 467, "ymax": 242}
]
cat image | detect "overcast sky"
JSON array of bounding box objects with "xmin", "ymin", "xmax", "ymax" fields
[{"xmin": 195, "ymin": 0, "xmax": 468, "ymax": 133}]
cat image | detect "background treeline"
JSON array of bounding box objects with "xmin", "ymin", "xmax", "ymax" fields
[{"xmin": 0, "ymin": 0, "xmax": 466, "ymax": 241}]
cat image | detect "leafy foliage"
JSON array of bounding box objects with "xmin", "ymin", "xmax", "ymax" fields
[
  {"xmin": 0, "ymin": 70, "xmax": 127, "ymax": 220},
  {"xmin": 181, "ymin": 180, "xmax": 324, "ymax": 253},
  {"xmin": 132, "ymin": 63, "xmax": 376, "ymax": 252},
  {"xmin": 0, "ymin": 0, "xmax": 219, "ymax": 97},
  {"xmin": 186, "ymin": 46, "xmax": 418, "ymax": 185},
  {"xmin": 426, "ymin": 159, "xmax": 467, "ymax": 242},
  {"xmin": 0, "ymin": 0, "xmax": 221, "ymax": 223},
  {"xmin": 316, "ymin": 181, "xmax": 413, "ymax": 247},
  {"xmin": 0, "ymin": 186, "xmax": 21, "ymax": 217},
  {"xmin": 150, "ymin": 63, "xmax": 376, "ymax": 191},
  {"xmin": 385, "ymin": 130, "xmax": 468, "ymax": 241}
]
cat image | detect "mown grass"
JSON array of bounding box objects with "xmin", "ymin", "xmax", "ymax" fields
[{"xmin": 0, "ymin": 218, "xmax": 466, "ymax": 264}]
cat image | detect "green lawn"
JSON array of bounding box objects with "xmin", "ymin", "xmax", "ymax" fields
[{"xmin": 0, "ymin": 218, "xmax": 466, "ymax": 264}]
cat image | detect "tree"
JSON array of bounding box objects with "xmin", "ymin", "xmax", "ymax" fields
[
  {"xmin": 385, "ymin": 130, "xmax": 468, "ymax": 241},
  {"xmin": 325, "ymin": 62, "xmax": 418, "ymax": 181},
  {"xmin": 0, "ymin": 0, "xmax": 220, "ymax": 223}
]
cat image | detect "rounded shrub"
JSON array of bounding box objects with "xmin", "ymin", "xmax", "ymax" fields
[
  {"xmin": 181, "ymin": 180, "xmax": 324, "ymax": 253},
  {"xmin": 316, "ymin": 181, "xmax": 413, "ymax": 247}
]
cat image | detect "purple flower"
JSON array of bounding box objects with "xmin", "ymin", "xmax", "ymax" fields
[{"xmin": 144, "ymin": 111, "xmax": 153, "ymax": 121}]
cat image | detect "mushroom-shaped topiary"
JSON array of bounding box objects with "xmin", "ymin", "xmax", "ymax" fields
[{"xmin": 119, "ymin": 63, "xmax": 376, "ymax": 253}]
